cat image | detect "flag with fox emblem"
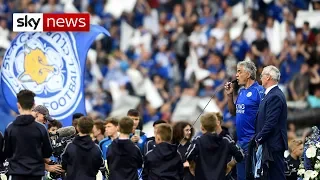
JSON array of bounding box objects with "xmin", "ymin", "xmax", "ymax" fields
[{"xmin": 1, "ymin": 25, "xmax": 110, "ymax": 127}]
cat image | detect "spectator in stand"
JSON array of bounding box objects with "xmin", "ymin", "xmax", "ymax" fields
[
  {"xmin": 0, "ymin": 3, "xmax": 320, "ymax": 180},
  {"xmin": 287, "ymin": 123, "xmax": 297, "ymax": 145},
  {"xmin": 308, "ymin": 84, "xmax": 320, "ymax": 108},
  {"xmin": 251, "ymin": 26, "xmax": 269, "ymax": 64}
]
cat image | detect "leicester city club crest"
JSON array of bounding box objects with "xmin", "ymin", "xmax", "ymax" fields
[{"xmin": 1, "ymin": 32, "xmax": 82, "ymax": 120}]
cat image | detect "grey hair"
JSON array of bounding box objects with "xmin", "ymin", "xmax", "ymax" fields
[
  {"xmin": 237, "ymin": 60, "xmax": 257, "ymax": 80},
  {"xmin": 263, "ymin": 65, "xmax": 281, "ymax": 82}
]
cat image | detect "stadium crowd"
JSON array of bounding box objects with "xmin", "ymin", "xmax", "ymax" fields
[{"xmin": 0, "ymin": 0, "xmax": 320, "ymax": 132}]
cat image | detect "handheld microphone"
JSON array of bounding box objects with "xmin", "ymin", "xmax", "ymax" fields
[
  {"xmin": 57, "ymin": 126, "xmax": 76, "ymax": 137},
  {"xmin": 231, "ymin": 79, "xmax": 237, "ymax": 83}
]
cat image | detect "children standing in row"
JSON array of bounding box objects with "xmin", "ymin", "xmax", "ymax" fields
[{"xmin": 105, "ymin": 112, "xmax": 243, "ymax": 180}]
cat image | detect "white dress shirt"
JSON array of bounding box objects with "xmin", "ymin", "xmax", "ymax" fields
[{"xmin": 264, "ymin": 84, "xmax": 277, "ymax": 96}]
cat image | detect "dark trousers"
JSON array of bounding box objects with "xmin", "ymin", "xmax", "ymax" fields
[
  {"xmin": 8, "ymin": 175, "xmax": 44, "ymax": 180},
  {"xmin": 268, "ymin": 151, "xmax": 286, "ymax": 180}
]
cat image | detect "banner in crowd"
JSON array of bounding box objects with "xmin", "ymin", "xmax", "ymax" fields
[{"xmin": 0, "ymin": 25, "xmax": 110, "ymax": 126}]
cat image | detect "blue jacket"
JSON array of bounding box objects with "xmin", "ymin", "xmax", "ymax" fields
[
  {"xmin": 99, "ymin": 137, "xmax": 113, "ymax": 160},
  {"xmin": 130, "ymin": 132, "xmax": 148, "ymax": 153},
  {"xmin": 255, "ymin": 86, "xmax": 288, "ymax": 152},
  {"xmin": 144, "ymin": 137, "xmax": 156, "ymax": 155}
]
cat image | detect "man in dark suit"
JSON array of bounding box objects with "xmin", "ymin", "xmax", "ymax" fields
[{"xmin": 255, "ymin": 65, "xmax": 288, "ymax": 180}]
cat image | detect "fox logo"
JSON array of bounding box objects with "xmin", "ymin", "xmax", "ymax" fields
[{"xmin": 19, "ymin": 45, "xmax": 56, "ymax": 85}]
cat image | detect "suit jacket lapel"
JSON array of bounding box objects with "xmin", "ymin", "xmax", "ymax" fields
[
  {"xmin": 255, "ymin": 86, "xmax": 278, "ymax": 132},
  {"xmin": 264, "ymin": 86, "xmax": 278, "ymax": 99}
]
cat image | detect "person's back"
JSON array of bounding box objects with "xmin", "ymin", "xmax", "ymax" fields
[
  {"xmin": 5, "ymin": 115, "xmax": 52, "ymax": 175},
  {"xmin": 107, "ymin": 116, "xmax": 143, "ymax": 180},
  {"xmin": 143, "ymin": 124, "xmax": 184, "ymax": 180},
  {"xmin": 107, "ymin": 139, "xmax": 143, "ymax": 180},
  {"xmin": 62, "ymin": 136, "xmax": 103, "ymax": 179},
  {"xmin": 188, "ymin": 133, "xmax": 243, "ymax": 180},
  {"xmin": 3, "ymin": 90, "xmax": 53, "ymax": 179},
  {"xmin": 186, "ymin": 113, "xmax": 244, "ymax": 180},
  {"xmin": 61, "ymin": 116, "xmax": 104, "ymax": 180},
  {"xmin": 143, "ymin": 142, "xmax": 183, "ymax": 180}
]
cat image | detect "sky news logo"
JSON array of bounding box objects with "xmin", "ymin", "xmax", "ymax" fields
[{"xmin": 13, "ymin": 13, "xmax": 90, "ymax": 32}]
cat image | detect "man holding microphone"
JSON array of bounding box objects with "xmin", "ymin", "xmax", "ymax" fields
[{"xmin": 224, "ymin": 60, "xmax": 264, "ymax": 180}]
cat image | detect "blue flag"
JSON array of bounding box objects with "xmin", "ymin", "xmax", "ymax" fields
[{"xmin": 1, "ymin": 25, "xmax": 110, "ymax": 127}]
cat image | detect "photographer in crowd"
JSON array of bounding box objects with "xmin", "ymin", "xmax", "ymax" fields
[
  {"xmin": 3, "ymin": 90, "xmax": 53, "ymax": 180},
  {"xmin": 61, "ymin": 116, "xmax": 105, "ymax": 180}
]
